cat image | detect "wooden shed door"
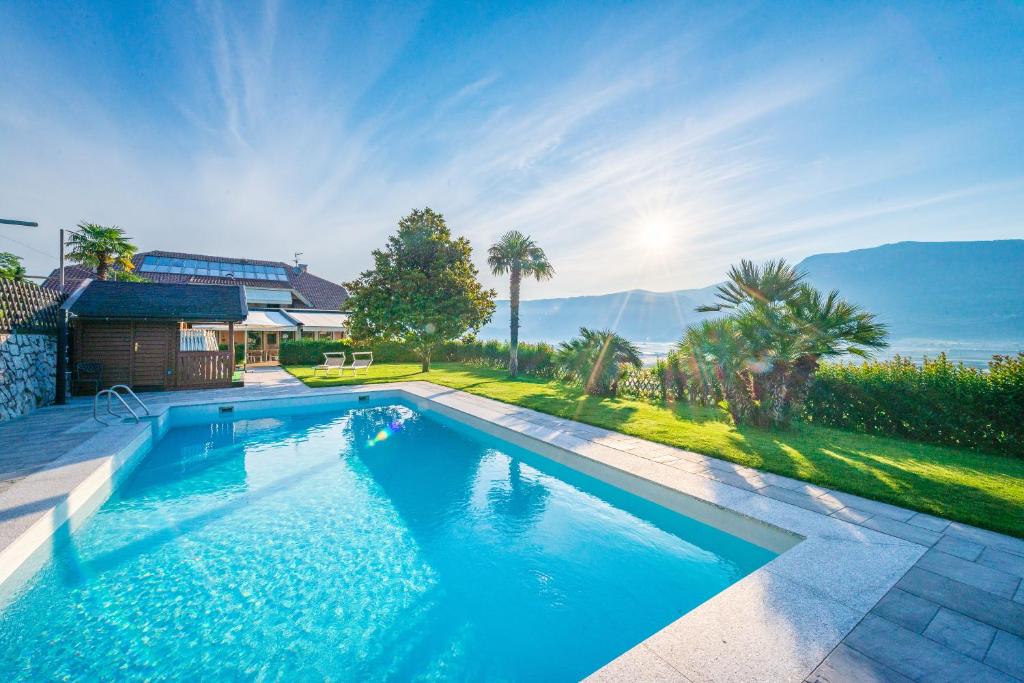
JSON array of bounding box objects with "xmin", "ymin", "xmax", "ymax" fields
[{"xmin": 131, "ymin": 322, "xmax": 173, "ymax": 388}]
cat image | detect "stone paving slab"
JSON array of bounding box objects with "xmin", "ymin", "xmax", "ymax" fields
[
  {"xmin": 843, "ymin": 614, "xmax": 1016, "ymax": 682},
  {"xmin": 933, "ymin": 533, "xmax": 985, "ymax": 561},
  {"xmin": 896, "ymin": 567, "xmax": 1024, "ymax": 638},
  {"xmin": 923, "ymin": 607, "xmax": 997, "ymax": 660},
  {"xmin": 916, "ymin": 548, "xmax": 1021, "ymax": 598},
  {"xmin": 869, "ymin": 587, "xmax": 939, "ymax": 634},
  {"xmin": 988, "ymin": 631, "xmax": 1024, "ymax": 680},
  {"xmin": 0, "ymin": 371, "xmax": 1021, "ymax": 681},
  {"xmin": 805, "ymin": 643, "xmax": 913, "ymax": 683}
]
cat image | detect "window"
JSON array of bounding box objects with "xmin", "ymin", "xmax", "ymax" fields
[
  {"xmin": 301, "ymin": 330, "xmax": 316, "ymax": 340},
  {"xmin": 247, "ymin": 331, "xmax": 263, "ymax": 349},
  {"xmin": 266, "ymin": 332, "xmax": 278, "ymax": 346},
  {"xmin": 138, "ymin": 255, "xmax": 292, "ymax": 280},
  {"xmin": 280, "ymin": 331, "xmax": 295, "ymax": 342}
]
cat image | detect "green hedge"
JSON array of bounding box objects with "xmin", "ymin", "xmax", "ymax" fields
[
  {"xmin": 803, "ymin": 354, "xmax": 1024, "ymax": 456},
  {"xmin": 279, "ymin": 338, "xmax": 556, "ymax": 373}
]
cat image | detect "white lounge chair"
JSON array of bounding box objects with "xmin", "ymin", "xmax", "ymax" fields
[
  {"xmin": 344, "ymin": 352, "xmax": 373, "ymax": 376},
  {"xmin": 313, "ymin": 352, "xmax": 346, "ymax": 376}
]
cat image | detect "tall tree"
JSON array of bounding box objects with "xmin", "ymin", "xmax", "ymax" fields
[
  {"xmin": 65, "ymin": 222, "xmax": 138, "ymax": 281},
  {"xmin": 487, "ymin": 230, "xmax": 554, "ymax": 377},
  {"xmin": 345, "ymin": 208, "xmax": 496, "ymax": 372},
  {"xmin": 0, "ymin": 252, "xmax": 26, "ymax": 281}
]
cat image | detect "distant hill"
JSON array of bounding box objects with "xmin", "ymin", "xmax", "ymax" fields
[
  {"xmin": 478, "ymin": 240, "xmax": 1024, "ymax": 344},
  {"xmin": 797, "ymin": 240, "xmax": 1023, "ymax": 341},
  {"xmin": 479, "ymin": 287, "xmax": 721, "ymax": 344}
]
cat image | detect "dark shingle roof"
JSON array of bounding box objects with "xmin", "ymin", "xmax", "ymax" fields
[
  {"xmin": 0, "ymin": 279, "xmax": 64, "ymax": 333},
  {"xmin": 43, "ymin": 250, "xmax": 349, "ymax": 310},
  {"xmin": 65, "ymin": 281, "xmax": 246, "ymax": 322},
  {"xmin": 42, "ymin": 265, "xmax": 94, "ymax": 296}
]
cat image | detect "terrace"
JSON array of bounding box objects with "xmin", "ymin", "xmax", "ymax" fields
[{"xmin": 0, "ymin": 366, "xmax": 1020, "ymax": 681}]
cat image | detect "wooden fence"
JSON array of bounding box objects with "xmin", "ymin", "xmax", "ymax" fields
[{"xmin": 176, "ymin": 350, "xmax": 233, "ymax": 389}]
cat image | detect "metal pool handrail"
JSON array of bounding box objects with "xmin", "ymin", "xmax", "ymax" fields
[
  {"xmin": 109, "ymin": 384, "xmax": 151, "ymax": 416},
  {"xmin": 93, "ymin": 389, "xmax": 140, "ymax": 425}
]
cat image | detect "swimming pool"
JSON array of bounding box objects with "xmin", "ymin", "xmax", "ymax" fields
[{"xmin": 0, "ymin": 400, "xmax": 776, "ymax": 680}]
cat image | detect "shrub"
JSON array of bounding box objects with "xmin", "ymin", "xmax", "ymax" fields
[
  {"xmin": 436, "ymin": 339, "xmax": 556, "ymax": 375},
  {"xmin": 279, "ymin": 339, "xmax": 352, "ymax": 365},
  {"xmin": 680, "ymin": 259, "xmax": 887, "ymax": 427},
  {"xmin": 279, "ymin": 338, "xmax": 556, "ymax": 374},
  {"xmin": 803, "ymin": 353, "xmax": 1024, "ymax": 456},
  {"xmin": 555, "ymin": 328, "xmax": 642, "ymax": 395}
]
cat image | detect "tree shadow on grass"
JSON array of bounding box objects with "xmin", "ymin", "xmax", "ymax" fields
[
  {"xmin": 722, "ymin": 424, "xmax": 1024, "ymax": 537},
  {"xmin": 509, "ymin": 382, "xmax": 641, "ymax": 432}
]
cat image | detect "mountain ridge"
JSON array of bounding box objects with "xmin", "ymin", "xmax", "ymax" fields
[{"xmin": 477, "ymin": 239, "xmax": 1024, "ymax": 344}]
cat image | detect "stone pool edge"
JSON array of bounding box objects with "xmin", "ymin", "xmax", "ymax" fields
[{"xmin": 0, "ymin": 381, "xmax": 929, "ymax": 682}]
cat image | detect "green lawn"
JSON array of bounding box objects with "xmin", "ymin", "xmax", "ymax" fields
[{"xmin": 285, "ymin": 362, "xmax": 1024, "ymax": 537}]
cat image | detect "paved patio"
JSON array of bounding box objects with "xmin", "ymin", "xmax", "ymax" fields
[{"xmin": 0, "ymin": 368, "xmax": 1021, "ymax": 681}]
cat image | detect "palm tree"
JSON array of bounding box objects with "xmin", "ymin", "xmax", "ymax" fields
[
  {"xmin": 487, "ymin": 230, "xmax": 554, "ymax": 377},
  {"xmin": 66, "ymin": 222, "xmax": 138, "ymax": 281},
  {"xmin": 556, "ymin": 327, "xmax": 642, "ymax": 396},
  {"xmin": 697, "ymin": 258, "xmax": 804, "ymax": 312},
  {"xmin": 772, "ymin": 284, "xmax": 887, "ymax": 422},
  {"xmin": 676, "ymin": 318, "xmax": 755, "ymax": 423},
  {"xmin": 0, "ymin": 252, "xmax": 26, "ymax": 281},
  {"xmin": 683, "ymin": 259, "xmax": 887, "ymax": 427}
]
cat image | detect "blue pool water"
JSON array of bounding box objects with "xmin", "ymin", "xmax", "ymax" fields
[{"xmin": 0, "ymin": 402, "xmax": 775, "ymax": 680}]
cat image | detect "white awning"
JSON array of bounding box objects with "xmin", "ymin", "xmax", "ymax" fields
[
  {"xmin": 244, "ymin": 286, "xmax": 293, "ymax": 305},
  {"xmin": 284, "ymin": 310, "xmax": 349, "ymax": 331},
  {"xmin": 195, "ymin": 309, "xmax": 297, "ymax": 331}
]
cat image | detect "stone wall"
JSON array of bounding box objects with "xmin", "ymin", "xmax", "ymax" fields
[
  {"xmin": 0, "ymin": 279, "xmax": 64, "ymax": 422},
  {"xmin": 0, "ymin": 333, "xmax": 58, "ymax": 422}
]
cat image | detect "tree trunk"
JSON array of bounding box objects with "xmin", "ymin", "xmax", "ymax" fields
[
  {"xmin": 95, "ymin": 254, "xmax": 109, "ymax": 281},
  {"xmin": 421, "ymin": 347, "xmax": 431, "ymax": 372},
  {"xmin": 717, "ymin": 366, "xmax": 754, "ymax": 425},
  {"xmin": 781, "ymin": 355, "xmax": 819, "ymax": 421},
  {"xmin": 759, "ymin": 364, "xmax": 790, "ymax": 428},
  {"xmin": 509, "ymin": 266, "xmax": 521, "ymax": 377}
]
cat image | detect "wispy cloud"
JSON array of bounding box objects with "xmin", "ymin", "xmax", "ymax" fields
[{"xmin": 0, "ymin": 1, "xmax": 1021, "ymax": 295}]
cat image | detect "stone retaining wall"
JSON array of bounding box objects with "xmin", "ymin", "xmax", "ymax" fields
[{"xmin": 0, "ymin": 333, "xmax": 57, "ymax": 422}]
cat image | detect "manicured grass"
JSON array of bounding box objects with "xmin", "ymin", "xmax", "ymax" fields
[{"xmin": 286, "ymin": 362, "xmax": 1024, "ymax": 537}]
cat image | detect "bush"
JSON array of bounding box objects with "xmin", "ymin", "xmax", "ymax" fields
[
  {"xmin": 803, "ymin": 353, "xmax": 1024, "ymax": 456},
  {"xmin": 436, "ymin": 339, "xmax": 557, "ymax": 375},
  {"xmin": 555, "ymin": 328, "xmax": 642, "ymax": 395},
  {"xmin": 279, "ymin": 338, "xmax": 556, "ymax": 374},
  {"xmin": 280, "ymin": 339, "xmax": 351, "ymax": 365}
]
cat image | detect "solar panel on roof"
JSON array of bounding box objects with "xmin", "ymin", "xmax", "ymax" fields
[{"xmin": 138, "ymin": 255, "xmax": 290, "ymax": 281}]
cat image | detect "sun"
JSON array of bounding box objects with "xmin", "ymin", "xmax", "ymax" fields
[{"xmin": 639, "ymin": 219, "xmax": 674, "ymax": 249}]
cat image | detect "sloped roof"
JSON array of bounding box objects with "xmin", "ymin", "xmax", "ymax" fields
[
  {"xmin": 0, "ymin": 279, "xmax": 64, "ymax": 333},
  {"xmin": 43, "ymin": 250, "xmax": 348, "ymax": 311},
  {"xmin": 64, "ymin": 281, "xmax": 246, "ymax": 322}
]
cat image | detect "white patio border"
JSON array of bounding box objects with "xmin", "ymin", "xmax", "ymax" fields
[{"xmin": 0, "ymin": 381, "xmax": 928, "ymax": 681}]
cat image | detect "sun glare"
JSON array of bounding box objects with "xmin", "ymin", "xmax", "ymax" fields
[{"xmin": 640, "ymin": 219, "xmax": 674, "ymax": 249}]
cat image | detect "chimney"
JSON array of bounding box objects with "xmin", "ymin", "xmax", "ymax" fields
[{"xmin": 294, "ymin": 263, "xmax": 308, "ymax": 274}]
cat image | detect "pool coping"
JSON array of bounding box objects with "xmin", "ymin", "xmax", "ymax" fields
[{"xmin": 0, "ymin": 381, "xmax": 933, "ymax": 681}]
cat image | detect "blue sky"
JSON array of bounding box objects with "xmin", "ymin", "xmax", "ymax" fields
[{"xmin": 1, "ymin": 1, "xmax": 1021, "ymax": 297}]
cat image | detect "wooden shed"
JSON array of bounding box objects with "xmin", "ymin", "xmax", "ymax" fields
[{"xmin": 64, "ymin": 280, "xmax": 246, "ymax": 394}]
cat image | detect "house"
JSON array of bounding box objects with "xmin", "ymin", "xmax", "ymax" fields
[
  {"xmin": 45, "ymin": 250, "xmax": 349, "ymax": 364},
  {"xmin": 63, "ymin": 280, "xmax": 246, "ymax": 393}
]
